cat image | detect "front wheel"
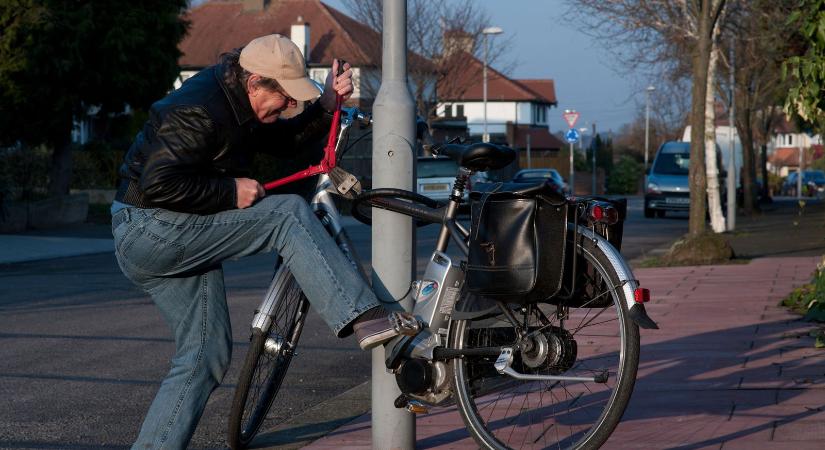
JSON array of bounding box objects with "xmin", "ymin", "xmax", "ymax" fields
[
  {"xmin": 227, "ymin": 266, "xmax": 309, "ymax": 450},
  {"xmin": 450, "ymin": 236, "xmax": 640, "ymax": 449}
]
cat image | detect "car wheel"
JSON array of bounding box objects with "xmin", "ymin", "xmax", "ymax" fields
[
  {"xmin": 656, "ymin": 210, "xmax": 666, "ymax": 218},
  {"xmin": 644, "ymin": 207, "xmax": 655, "ymax": 219}
]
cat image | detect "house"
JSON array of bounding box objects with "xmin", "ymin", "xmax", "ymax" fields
[
  {"xmin": 767, "ymin": 119, "xmax": 823, "ymax": 176},
  {"xmin": 178, "ymin": 0, "xmax": 435, "ymax": 111},
  {"xmin": 683, "ymin": 111, "xmax": 824, "ymax": 181},
  {"xmin": 436, "ymin": 50, "xmax": 563, "ymax": 174}
]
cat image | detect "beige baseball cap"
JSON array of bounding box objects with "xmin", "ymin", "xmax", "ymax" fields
[{"xmin": 239, "ymin": 34, "xmax": 320, "ymax": 101}]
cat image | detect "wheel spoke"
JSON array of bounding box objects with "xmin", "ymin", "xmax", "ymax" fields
[
  {"xmin": 229, "ymin": 268, "xmax": 309, "ymax": 448},
  {"xmin": 452, "ymin": 239, "xmax": 640, "ymax": 449}
]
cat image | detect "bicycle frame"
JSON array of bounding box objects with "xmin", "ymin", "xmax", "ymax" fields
[{"xmin": 248, "ymin": 95, "xmax": 656, "ymax": 409}]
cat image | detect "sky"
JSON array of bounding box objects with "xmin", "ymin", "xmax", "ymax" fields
[
  {"xmin": 324, "ymin": 0, "xmax": 645, "ymax": 134},
  {"xmin": 191, "ymin": 0, "xmax": 644, "ymax": 133}
]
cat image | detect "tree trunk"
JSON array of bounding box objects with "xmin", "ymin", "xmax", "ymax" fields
[
  {"xmin": 47, "ymin": 138, "xmax": 73, "ymax": 197},
  {"xmin": 740, "ymin": 104, "xmax": 757, "ymax": 214},
  {"xmin": 758, "ymin": 106, "xmax": 776, "ymax": 201},
  {"xmin": 688, "ymin": 1, "xmax": 715, "ymax": 236},
  {"xmin": 705, "ymin": 44, "xmax": 726, "ymax": 233}
]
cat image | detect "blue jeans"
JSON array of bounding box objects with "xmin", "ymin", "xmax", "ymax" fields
[{"xmin": 111, "ymin": 194, "xmax": 379, "ymax": 449}]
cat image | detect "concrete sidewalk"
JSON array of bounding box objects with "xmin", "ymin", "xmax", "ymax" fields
[
  {"xmin": 0, "ymin": 233, "xmax": 114, "ymax": 264},
  {"xmin": 302, "ymin": 255, "xmax": 825, "ymax": 449}
]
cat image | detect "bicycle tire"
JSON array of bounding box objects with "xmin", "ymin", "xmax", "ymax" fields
[
  {"xmin": 450, "ymin": 235, "xmax": 640, "ymax": 450},
  {"xmin": 227, "ymin": 266, "xmax": 309, "ymax": 450}
]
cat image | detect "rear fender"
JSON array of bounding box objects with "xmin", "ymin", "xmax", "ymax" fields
[{"xmin": 577, "ymin": 226, "xmax": 659, "ymax": 330}]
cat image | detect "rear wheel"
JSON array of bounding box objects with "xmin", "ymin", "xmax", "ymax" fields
[
  {"xmin": 450, "ymin": 236, "xmax": 640, "ymax": 449},
  {"xmin": 227, "ymin": 266, "xmax": 309, "ymax": 449}
]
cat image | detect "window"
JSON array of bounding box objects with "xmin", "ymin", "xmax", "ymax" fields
[
  {"xmin": 444, "ymin": 103, "xmax": 453, "ymax": 118},
  {"xmin": 309, "ymin": 68, "xmax": 329, "ymax": 85},
  {"xmin": 456, "ymin": 104, "xmax": 464, "ymax": 117},
  {"xmin": 532, "ymin": 104, "xmax": 547, "ymax": 124},
  {"xmin": 653, "ymin": 152, "xmax": 691, "ymax": 175}
]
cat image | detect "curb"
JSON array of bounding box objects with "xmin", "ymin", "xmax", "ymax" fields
[{"xmin": 251, "ymin": 381, "xmax": 371, "ymax": 449}]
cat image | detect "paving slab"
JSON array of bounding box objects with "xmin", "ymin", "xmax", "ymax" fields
[{"xmin": 304, "ymin": 256, "xmax": 825, "ymax": 449}]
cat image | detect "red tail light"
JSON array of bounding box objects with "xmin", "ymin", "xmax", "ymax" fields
[
  {"xmin": 588, "ymin": 203, "xmax": 619, "ymax": 225},
  {"xmin": 634, "ymin": 288, "xmax": 650, "ymax": 303}
]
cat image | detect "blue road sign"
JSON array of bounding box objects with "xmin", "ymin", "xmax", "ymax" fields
[{"xmin": 565, "ymin": 128, "xmax": 580, "ymax": 144}]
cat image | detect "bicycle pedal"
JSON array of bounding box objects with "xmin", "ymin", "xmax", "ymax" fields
[
  {"xmin": 389, "ymin": 311, "xmax": 421, "ymax": 336},
  {"xmin": 405, "ymin": 400, "xmax": 429, "ymax": 414},
  {"xmin": 394, "ymin": 395, "xmax": 428, "ymax": 414}
]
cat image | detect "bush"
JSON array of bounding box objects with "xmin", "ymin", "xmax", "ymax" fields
[
  {"xmin": 767, "ymin": 172, "xmax": 783, "ymax": 196},
  {"xmin": 72, "ymin": 141, "xmax": 126, "ymax": 189},
  {"xmin": 605, "ymin": 155, "xmax": 643, "ymax": 195},
  {"xmin": 0, "ymin": 145, "xmax": 51, "ymax": 202},
  {"xmin": 781, "ymin": 256, "xmax": 825, "ymax": 322}
]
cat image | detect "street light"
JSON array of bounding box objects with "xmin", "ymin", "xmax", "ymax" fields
[
  {"xmin": 482, "ymin": 26, "xmax": 503, "ymax": 143},
  {"xmin": 644, "ymin": 85, "xmax": 655, "ymax": 172}
]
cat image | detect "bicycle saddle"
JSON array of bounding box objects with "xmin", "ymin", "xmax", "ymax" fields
[{"xmin": 437, "ymin": 142, "xmax": 516, "ymax": 172}]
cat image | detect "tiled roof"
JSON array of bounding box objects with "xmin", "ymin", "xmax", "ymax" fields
[
  {"xmin": 438, "ymin": 51, "xmax": 556, "ymax": 104},
  {"xmin": 771, "ymin": 145, "xmax": 825, "ymax": 167},
  {"xmin": 773, "ymin": 118, "xmax": 797, "ymax": 134},
  {"xmin": 770, "ymin": 147, "xmax": 804, "ymax": 167},
  {"xmin": 180, "ymin": 0, "xmax": 380, "ymax": 68},
  {"xmin": 517, "ymin": 79, "xmax": 558, "ymax": 104}
]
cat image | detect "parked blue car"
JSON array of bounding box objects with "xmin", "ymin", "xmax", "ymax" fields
[{"xmin": 644, "ymin": 141, "xmax": 726, "ymax": 218}]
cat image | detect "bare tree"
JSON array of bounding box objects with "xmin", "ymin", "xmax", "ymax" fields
[
  {"xmin": 341, "ymin": 0, "xmax": 513, "ymax": 119},
  {"xmin": 716, "ymin": 0, "xmax": 798, "ymax": 213},
  {"xmin": 566, "ymin": 0, "xmax": 727, "ymax": 236}
]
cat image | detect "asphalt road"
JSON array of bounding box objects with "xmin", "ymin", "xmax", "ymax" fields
[{"xmin": 0, "ymin": 197, "xmax": 687, "ymax": 449}]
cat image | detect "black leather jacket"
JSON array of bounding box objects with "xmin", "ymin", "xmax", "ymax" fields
[{"xmin": 116, "ymin": 62, "xmax": 331, "ymax": 214}]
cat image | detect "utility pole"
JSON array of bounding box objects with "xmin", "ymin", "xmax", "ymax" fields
[
  {"xmin": 569, "ymin": 140, "xmax": 575, "ymax": 195},
  {"xmin": 727, "ymin": 40, "xmax": 736, "ymax": 230},
  {"xmin": 579, "ymin": 126, "xmax": 588, "ymax": 194},
  {"xmin": 482, "ymin": 27, "xmax": 503, "ymax": 143},
  {"xmin": 526, "ymin": 133, "xmax": 532, "ymax": 168},
  {"xmin": 371, "ymin": 0, "xmax": 415, "ymax": 448},
  {"xmin": 644, "ymin": 85, "xmax": 655, "ymax": 172},
  {"xmin": 591, "ymin": 122, "xmax": 597, "ymax": 195},
  {"xmin": 797, "ymin": 136, "xmax": 804, "ymax": 199}
]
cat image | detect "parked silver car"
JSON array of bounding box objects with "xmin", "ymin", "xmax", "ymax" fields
[
  {"xmin": 644, "ymin": 141, "xmax": 726, "ymax": 218},
  {"xmin": 416, "ymin": 156, "xmax": 487, "ymax": 202}
]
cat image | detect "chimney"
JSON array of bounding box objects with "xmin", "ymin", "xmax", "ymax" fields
[
  {"xmin": 442, "ymin": 29, "xmax": 474, "ymax": 57},
  {"xmin": 243, "ymin": 0, "xmax": 268, "ymax": 12},
  {"xmin": 290, "ymin": 16, "xmax": 310, "ymax": 60}
]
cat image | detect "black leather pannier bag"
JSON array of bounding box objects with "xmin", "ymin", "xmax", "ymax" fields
[{"xmin": 466, "ymin": 184, "xmax": 567, "ymax": 304}]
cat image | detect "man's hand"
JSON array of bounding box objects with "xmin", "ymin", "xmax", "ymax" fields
[
  {"xmin": 235, "ymin": 178, "xmax": 265, "ymax": 209},
  {"xmin": 320, "ymin": 59, "xmax": 354, "ymax": 112}
]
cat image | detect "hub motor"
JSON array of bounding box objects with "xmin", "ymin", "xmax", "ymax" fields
[{"xmin": 520, "ymin": 326, "xmax": 577, "ymax": 375}]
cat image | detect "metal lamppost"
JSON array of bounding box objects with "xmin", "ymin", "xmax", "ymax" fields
[
  {"xmin": 644, "ymin": 85, "xmax": 655, "ymax": 171},
  {"xmin": 371, "ymin": 0, "xmax": 415, "ymax": 447},
  {"xmin": 482, "ymin": 26, "xmax": 503, "ymax": 143},
  {"xmin": 579, "ymin": 126, "xmax": 588, "ymax": 177}
]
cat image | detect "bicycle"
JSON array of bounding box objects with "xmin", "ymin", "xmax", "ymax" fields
[{"xmin": 227, "ymin": 94, "xmax": 659, "ymax": 449}]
